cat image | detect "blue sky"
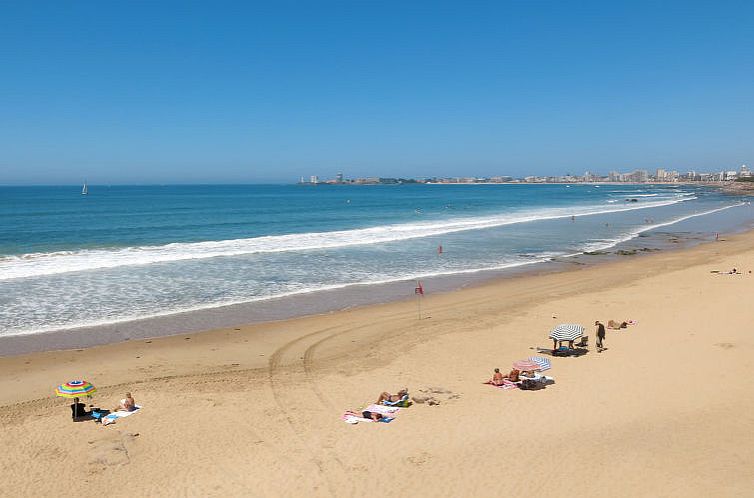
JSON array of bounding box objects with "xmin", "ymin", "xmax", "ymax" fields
[{"xmin": 1, "ymin": 1, "xmax": 753, "ymax": 184}]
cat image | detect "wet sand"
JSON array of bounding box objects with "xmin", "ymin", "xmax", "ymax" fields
[{"xmin": 1, "ymin": 230, "xmax": 753, "ymax": 496}]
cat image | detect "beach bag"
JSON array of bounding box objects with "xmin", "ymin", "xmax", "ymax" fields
[{"xmin": 519, "ymin": 379, "xmax": 540, "ymax": 391}]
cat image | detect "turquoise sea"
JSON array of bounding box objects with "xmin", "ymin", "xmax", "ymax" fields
[{"xmin": 1, "ymin": 183, "xmax": 752, "ymax": 339}]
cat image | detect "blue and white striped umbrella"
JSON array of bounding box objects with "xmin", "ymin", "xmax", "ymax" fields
[
  {"xmin": 528, "ymin": 356, "xmax": 552, "ymax": 371},
  {"xmin": 549, "ymin": 324, "xmax": 584, "ymax": 341}
]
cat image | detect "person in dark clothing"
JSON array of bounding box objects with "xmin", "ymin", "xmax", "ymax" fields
[
  {"xmin": 70, "ymin": 397, "xmax": 90, "ymax": 420},
  {"xmin": 595, "ymin": 321, "xmax": 606, "ymax": 350}
]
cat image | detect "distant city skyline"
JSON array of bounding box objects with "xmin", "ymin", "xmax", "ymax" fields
[
  {"xmin": 2, "ymin": 1, "xmax": 754, "ymax": 185},
  {"xmin": 299, "ymin": 163, "xmax": 752, "ymax": 186}
]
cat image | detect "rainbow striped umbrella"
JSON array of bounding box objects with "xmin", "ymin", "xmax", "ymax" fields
[{"xmin": 55, "ymin": 380, "xmax": 96, "ymax": 398}]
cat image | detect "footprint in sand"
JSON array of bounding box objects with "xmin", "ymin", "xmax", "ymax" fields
[
  {"xmin": 413, "ymin": 387, "xmax": 462, "ymax": 406},
  {"xmin": 87, "ymin": 433, "xmax": 139, "ymax": 471},
  {"xmin": 406, "ymin": 452, "xmax": 432, "ymax": 466},
  {"xmin": 715, "ymin": 342, "xmax": 735, "ymax": 349}
]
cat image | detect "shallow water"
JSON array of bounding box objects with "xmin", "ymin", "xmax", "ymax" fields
[{"xmin": 1, "ymin": 183, "xmax": 752, "ymax": 339}]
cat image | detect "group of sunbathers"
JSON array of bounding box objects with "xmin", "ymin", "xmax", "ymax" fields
[
  {"xmin": 356, "ymin": 388, "xmax": 409, "ymax": 421},
  {"xmin": 70, "ymin": 392, "xmax": 137, "ymax": 422},
  {"xmin": 487, "ymin": 368, "xmax": 520, "ymax": 386}
]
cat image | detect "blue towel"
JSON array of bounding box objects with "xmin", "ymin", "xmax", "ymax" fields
[{"xmin": 382, "ymin": 394, "xmax": 409, "ymax": 407}]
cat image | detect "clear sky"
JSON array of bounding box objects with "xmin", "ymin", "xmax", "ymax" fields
[{"xmin": 1, "ymin": 0, "xmax": 753, "ymax": 184}]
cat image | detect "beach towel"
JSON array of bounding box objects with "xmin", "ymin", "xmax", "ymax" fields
[
  {"xmin": 365, "ymin": 404, "xmax": 400, "ymax": 415},
  {"xmin": 382, "ymin": 395, "xmax": 410, "ymax": 407},
  {"xmin": 341, "ymin": 411, "xmax": 394, "ymax": 424},
  {"xmin": 103, "ymin": 405, "xmax": 142, "ymax": 423},
  {"xmin": 486, "ymin": 379, "xmax": 519, "ymax": 390}
]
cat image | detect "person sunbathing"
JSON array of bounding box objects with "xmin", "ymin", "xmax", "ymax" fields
[
  {"xmin": 361, "ymin": 410, "xmax": 385, "ymax": 421},
  {"xmin": 114, "ymin": 392, "xmax": 136, "ymax": 412},
  {"xmin": 488, "ymin": 368, "xmax": 505, "ymax": 386},
  {"xmin": 377, "ymin": 388, "xmax": 408, "ymax": 404},
  {"xmin": 503, "ymin": 369, "xmax": 520, "ymax": 382}
]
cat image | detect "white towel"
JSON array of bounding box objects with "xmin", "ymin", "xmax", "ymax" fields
[
  {"xmin": 364, "ymin": 404, "xmax": 399, "ymax": 415},
  {"xmin": 108, "ymin": 405, "xmax": 142, "ymax": 419}
]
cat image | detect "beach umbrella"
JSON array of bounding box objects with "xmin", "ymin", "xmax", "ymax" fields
[
  {"xmin": 55, "ymin": 380, "xmax": 96, "ymax": 418},
  {"xmin": 528, "ymin": 356, "xmax": 552, "ymax": 371},
  {"xmin": 549, "ymin": 324, "xmax": 585, "ymax": 342},
  {"xmin": 512, "ymin": 359, "xmax": 541, "ymax": 372}
]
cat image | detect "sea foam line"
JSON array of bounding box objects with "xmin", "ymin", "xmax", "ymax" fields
[
  {"xmin": 579, "ymin": 203, "xmax": 742, "ymax": 253},
  {"xmin": 0, "ymin": 197, "xmax": 693, "ymax": 281},
  {"xmin": 0, "ymin": 253, "xmax": 564, "ymax": 337},
  {"xmin": 2, "ymin": 202, "xmax": 742, "ymax": 337}
]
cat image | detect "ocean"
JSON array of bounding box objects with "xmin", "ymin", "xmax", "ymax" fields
[{"xmin": 1, "ymin": 183, "xmax": 752, "ymax": 344}]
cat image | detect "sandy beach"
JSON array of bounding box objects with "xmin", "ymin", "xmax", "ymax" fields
[{"xmin": 2, "ymin": 230, "xmax": 754, "ymax": 497}]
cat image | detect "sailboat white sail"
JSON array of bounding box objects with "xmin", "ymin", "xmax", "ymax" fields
[{"xmin": 81, "ymin": 181, "xmax": 88, "ymax": 195}]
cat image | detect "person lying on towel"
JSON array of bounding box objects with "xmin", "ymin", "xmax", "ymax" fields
[{"xmin": 361, "ymin": 410, "xmax": 387, "ymax": 421}]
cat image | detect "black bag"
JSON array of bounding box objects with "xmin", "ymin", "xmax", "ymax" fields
[{"xmin": 519, "ymin": 379, "xmax": 541, "ymax": 391}]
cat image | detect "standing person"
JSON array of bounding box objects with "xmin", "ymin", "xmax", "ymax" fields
[{"xmin": 595, "ymin": 320, "xmax": 606, "ymax": 350}]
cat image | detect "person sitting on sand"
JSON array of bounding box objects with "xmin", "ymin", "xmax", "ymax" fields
[
  {"xmin": 503, "ymin": 369, "xmax": 520, "ymax": 382},
  {"xmin": 377, "ymin": 388, "xmax": 408, "ymax": 404},
  {"xmin": 114, "ymin": 392, "xmax": 136, "ymax": 412},
  {"xmin": 553, "ymin": 339, "xmax": 575, "ymax": 350},
  {"xmin": 70, "ymin": 398, "xmax": 90, "ymax": 420},
  {"xmin": 488, "ymin": 368, "xmax": 505, "ymax": 386}
]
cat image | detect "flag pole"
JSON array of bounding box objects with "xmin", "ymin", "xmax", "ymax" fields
[{"xmin": 415, "ymin": 280, "xmax": 423, "ymax": 320}]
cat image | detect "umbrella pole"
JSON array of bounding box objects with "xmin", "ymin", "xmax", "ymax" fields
[{"xmin": 74, "ymin": 397, "xmax": 79, "ymax": 419}]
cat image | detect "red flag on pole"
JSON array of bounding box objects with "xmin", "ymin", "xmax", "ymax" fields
[{"xmin": 415, "ymin": 281, "xmax": 424, "ymax": 295}]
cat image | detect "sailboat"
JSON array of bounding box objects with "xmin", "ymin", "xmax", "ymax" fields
[{"xmin": 81, "ymin": 181, "xmax": 88, "ymax": 195}]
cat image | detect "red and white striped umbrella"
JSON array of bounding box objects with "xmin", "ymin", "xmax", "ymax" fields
[{"xmin": 512, "ymin": 359, "xmax": 541, "ymax": 372}]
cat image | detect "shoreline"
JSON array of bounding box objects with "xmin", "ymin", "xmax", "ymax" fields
[
  {"xmin": 0, "ymin": 218, "xmax": 736, "ymax": 357},
  {"xmin": 1, "ymin": 225, "xmax": 752, "ymax": 402},
  {"xmin": 3, "ymin": 183, "xmax": 750, "ymax": 349},
  {"xmin": 2, "ymin": 226, "xmax": 754, "ymax": 496}
]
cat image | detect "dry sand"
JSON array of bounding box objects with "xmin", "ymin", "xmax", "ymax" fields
[{"xmin": 1, "ymin": 231, "xmax": 754, "ymax": 497}]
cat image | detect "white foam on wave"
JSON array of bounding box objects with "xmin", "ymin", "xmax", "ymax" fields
[
  {"xmin": 0, "ymin": 196, "xmax": 694, "ymax": 281},
  {"xmin": 1, "ymin": 252, "xmax": 565, "ymax": 337},
  {"xmin": 579, "ymin": 203, "xmax": 742, "ymax": 254},
  {"xmin": 3, "ymin": 202, "xmax": 745, "ymax": 337}
]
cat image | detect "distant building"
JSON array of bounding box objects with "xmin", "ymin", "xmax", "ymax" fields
[
  {"xmin": 624, "ymin": 169, "xmax": 649, "ymax": 182},
  {"xmin": 490, "ymin": 176, "xmax": 513, "ymax": 183},
  {"xmin": 310, "ymin": 175, "xmax": 319, "ymax": 184},
  {"xmin": 335, "ymin": 172, "xmax": 344, "ymax": 183}
]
